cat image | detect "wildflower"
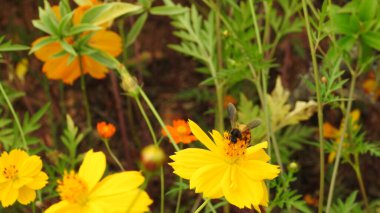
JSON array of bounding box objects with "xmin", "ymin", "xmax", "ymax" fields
[
  {"xmin": 32, "ymin": 5, "xmax": 122, "ymax": 84},
  {"xmin": 0, "ymin": 149, "xmax": 48, "ymax": 207},
  {"xmin": 141, "ymin": 145, "xmax": 166, "ymax": 171},
  {"xmin": 304, "ymin": 194, "xmax": 318, "ymax": 207},
  {"xmin": 323, "ymin": 110, "xmax": 360, "ymax": 163},
  {"xmin": 45, "ymin": 150, "xmax": 152, "ymax": 213},
  {"xmin": 169, "ymin": 120, "xmax": 280, "ymax": 211},
  {"xmin": 362, "ymin": 73, "xmax": 380, "ymax": 101},
  {"xmin": 97, "ymin": 122, "xmax": 116, "ymax": 139},
  {"xmin": 162, "ymin": 119, "xmax": 197, "ymax": 144}
]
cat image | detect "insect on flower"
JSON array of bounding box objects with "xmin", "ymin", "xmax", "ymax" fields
[{"xmin": 227, "ymin": 103, "xmax": 261, "ymax": 144}]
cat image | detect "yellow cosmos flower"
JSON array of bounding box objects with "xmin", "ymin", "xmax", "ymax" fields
[
  {"xmin": 169, "ymin": 120, "xmax": 280, "ymax": 211},
  {"xmin": 0, "ymin": 149, "xmax": 48, "ymax": 207},
  {"xmin": 45, "ymin": 150, "xmax": 152, "ymax": 213},
  {"xmin": 323, "ymin": 110, "xmax": 360, "ymax": 163},
  {"xmin": 32, "ymin": 5, "xmax": 122, "ymax": 84}
]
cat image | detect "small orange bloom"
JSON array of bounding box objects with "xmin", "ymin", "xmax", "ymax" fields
[
  {"xmin": 362, "ymin": 73, "xmax": 380, "ymax": 101},
  {"xmin": 97, "ymin": 122, "xmax": 116, "ymax": 139},
  {"xmin": 223, "ymin": 95, "xmax": 237, "ymax": 108},
  {"xmin": 304, "ymin": 194, "xmax": 318, "ymax": 207},
  {"xmin": 162, "ymin": 119, "xmax": 196, "ymax": 144}
]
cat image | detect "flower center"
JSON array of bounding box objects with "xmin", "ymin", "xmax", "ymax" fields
[
  {"xmin": 57, "ymin": 171, "xmax": 88, "ymax": 205},
  {"xmin": 223, "ymin": 132, "xmax": 249, "ymax": 160},
  {"xmin": 176, "ymin": 126, "xmax": 187, "ymax": 135},
  {"xmin": 2, "ymin": 164, "xmax": 18, "ymax": 180}
]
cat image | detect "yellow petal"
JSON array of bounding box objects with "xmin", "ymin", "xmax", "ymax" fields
[
  {"xmin": 245, "ymin": 142, "xmax": 268, "ymax": 154},
  {"xmin": 26, "ymin": 172, "xmax": 48, "ymax": 190},
  {"xmin": 1, "ymin": 182, "xmax": 18, "ymax": 207},
  {"xmin": 245, "ymin": 149, "xmax": 270, "ymax": 162},
  {"xmin": 89, "ymin": 30, "xmax": 122, "ymax": 56},
  {"xmin": 78, "ymin": 150, "xmax": 106, "ymax": 191},
  {"xmin": 9, "ymin": 149, "xmax": 29, "ymax": 166},
  {"xmin": 328, "ymin": 152, "xmax": 336, "ymax": 164},
  {"xmin": 17, "ymin": 186, "xmax": 36, "ymax": 205},
  {"xmin": 323, "ymin": 123, "xmax": 339, "ymax": 139},
  {"xmin": 189, "ymin": 163, "xmax": 226, "ymax": 199},
  {"xmin": 45, "ymin": 201, "xmax": 81, "ymax": 213},
  {"xmin": 211, "ymin": 130, "xmax": 225, "ymax": 147},
  {"xmin": 19, "ymin": 155, "xmax": 42, "ymax": 177},
  {"xmin": 88, "ymin": 172, "xmax": 152, "ymax": 212},
  {"xmin": 188, "ymin": 120, "xmax": 216, "ymax": 151},
  {"xmin": 169, "ymin": 148, "xmax": 221, "ymax": 179},
  {"xmin": 237, "ymin": 160, "xmax": 280, "ymax": 181}
]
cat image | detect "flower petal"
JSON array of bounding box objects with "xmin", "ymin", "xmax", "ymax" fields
[
  {"xmin": 26, "ymin": 172, "xmax": 48, "ymax": 190},
  {"xmin": 32, "ymin": 37, "xmax": 62, "ymax": 61},
  {"xmin": 211, "ymin": 130, "xmax": 225, "ymax": 147},
  {"xmin": 17, "ymin": 186, "xmax": 36, "ymax": 205},
  {"xmin": 189, "ymin": 163, "xmax": 226, "ymax": 198},
  {"xmin": 237, "ymin": 160, "xmax": 280, "ymax": 181},
  {"xmin": 89, "ymin": 30, "xmax": 122, "ymax": 56},
  {"xmin": 45, "ymin": 201, "xmax": 81, "ymax": 213},
  {"xmin": 9, "ymin": 149, "xmax": 29, "ymax": 166},
  {"xmin": 78, "ymin": 150, "xmax": 106, "ymax": 191},
  {"xmin": 245, "ymin": 149, "xmax": 270, "ymax": 162},
  {"xmin": 1, "ymin": 182, "xmax": 18, "ymax": 207},
  {"xmin": 169, "ymin": 148, "xmax": 221, "ymax": 179},
  {"xmin": 188, "ymin": 120, "xmax": 216, "ymax": 151},
  {"xmin": 82, "ymin": 56, "xmax": 108, "ymax": 79},
  {"xmin": 19, "ymin": 156, "xmax": 42, "ymax": 177}
]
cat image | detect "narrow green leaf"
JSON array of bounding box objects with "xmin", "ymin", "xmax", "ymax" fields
[
  {"xmin": 150, "ymin": 6, "xmax": 188, "ymax": 16},
  {"xmin": 126, "ymin": 13, "xmax": 148, "ymax": 47}
]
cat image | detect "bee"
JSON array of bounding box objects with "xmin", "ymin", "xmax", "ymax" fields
[{"xmin": 227, "ymin": 103, "xmax": 261, "ymax": 144}]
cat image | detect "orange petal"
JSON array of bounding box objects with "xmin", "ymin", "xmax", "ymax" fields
[
  {"xmin": 32, "ymin": 37, "xmax": 62, "ymax": 62},
  {"xmin": 43, "ymin": 55, "xmax": 82, "ymax": 84},
  {"xmin": 82, "ymin": 56, "xmax": 108, "ymax": 79},
  {"xmin": 323, "ymin": 123, "xmax": 339, "ymax": 139},
  {"xmin": 89, "ymin": 31, "xmax": 122, "ymax": 56}
]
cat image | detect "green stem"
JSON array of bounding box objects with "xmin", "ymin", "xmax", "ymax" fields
[
  {"xmin": 353, "ymin": 154, "xmax": 369, "ymax": 212},
  {"xmin": 248, "ymin": 0, "xmax": 284, "ymax": 173},
  {"xmin": 207, "ymin": 200, "xmax": 217, "ymax": 213},
  {"xmin": 194, "ymin": 199, "xmax": 210, "ymax": 213},
  {"xmin": 103, "ymin": 139, "xmax": 125, "ymax": 171},
  {"xmin": 139, "ymin": 89, "xmax": 180, "ymax": 151},
  {"xmin": 42, "ymin": 77, "xmax": 56, "ymax": 145},
  {"xmin": 175, "ymin": 178, "xmax": 183, "ymax": 213},
  {"xmin": 78, "ymin": 56, "xmax": 92, "ymax": 130},
  {"xmin": 302, "ymin": 1, "xmax": 325, "ymax": 212},
  {"xmin": 134, "ymin": 96, "xmax": 165, "ymax": 213},
  {"xmin": 0, "ymin": 82, "xmax": 28, "ymax": 151},
  {"xmin": 326, "ymin": 74, "xmax": 357, "ymax": 212},
  {"xmin": 215, "ymin": 84, "xmax": 224, "ymax": 133},
  {"xmin": 134, "ymin": 96, "xmax": 158, "ymax": 145}
]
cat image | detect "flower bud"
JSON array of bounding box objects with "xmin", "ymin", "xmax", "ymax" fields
[
  {"xmin": 141, "ymin": 145, "xmax": 166, "ymax": 171},
  {"xmin": 288, "ymin": 161, "xmax": 299, "ymax": 172},
  {"xmin": 120, "ymin": 72, "xmax": 139, "ymax": 97}
]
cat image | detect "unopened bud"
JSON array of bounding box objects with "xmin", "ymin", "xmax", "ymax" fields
[
  {"xmin": 141, "ymin": 145, "xmax": 166, "ymax": 171},
  {"xmin": 321, "ymin": 76, "xmax": 327, "ymax": 83},
  {"xmin": 120, "ymin": 72, "xmax": 139, "ymax": 97},
  {"xmin": 288, "ymin": 161, "xmax": 299, "ymax": 171},
  {"xmin": 223, "ymin": 30, "xmax": 229, "ymax": 37}
]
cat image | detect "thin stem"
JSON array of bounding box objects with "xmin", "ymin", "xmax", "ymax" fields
[
  {"xmin": 175, "ymin": 178, "xmax": 183, "ymax": 213},
  {"xmin": 302, "ymin": 1, "xmax": 325, "ymax": 212},
  {"xmin": 248, "ymin": 0, "xmax": 284, "ymax": 173},
  {"xmin": 134, "ymin": 96, "xmax": 165, "ymax": 213},
  {"xmin": 207, "ymin": 200, "xmax": 217, "ymax": 213},
  {"xmin": 139, "ymin": 89, "xmax": 180, "ymax": 151},
  {"xmin": 160, "ymin": 166, "xmax": 165, "ymax": 213},
  {"xmin": 353, "ymin": 154, "xmax": 369, "ymax": 212},
  {"xmin": 134, "ymin": 96, "xmax": 158, "ymax": 145},
  {"xmin": 194, "ymin": 199, "xmax": 210, "ymax": 213},
  {"xmin": 215, "ymin": 84, "xmax": 224, "ymax": 133},
  {"xmin": 0, "ymin": 82, "xmax": 28, "ymax": 151},
  {"xmin": 103, "ymin": 139, "xmax": 125, "ymax": 171},
  {"xmin": 326, "ymin": 74, "xmax": 357, "ymax": 212},
  {"xmin": 78, "ymin": 56, "xmax": 92, "ymax": 130}
]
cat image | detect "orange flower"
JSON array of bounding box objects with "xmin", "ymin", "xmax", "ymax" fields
[
  {"xmin": 304, "ymin": 194, "xmax": 318, "ymax": 207},
  {"xmin": 97, "ymin": 122, "xmax": 116, "ymax": 139},
  {"xmin": 162, "ymin": 119, "xmax": 197, "ymax": 144},
  {"xmin": 32, "ymin": 5, "xmax": 122, "ymax": 84},
  {"xmin": 362, "ymin": 73, "xmax": 380, "ymax": 101},
  {"xmin": 223, "ymin": 95, "xmax": 237, "ymax": 108},
  {"xmin": 323, "ymin": 110, "xmax": 360, "ymax": 163}
]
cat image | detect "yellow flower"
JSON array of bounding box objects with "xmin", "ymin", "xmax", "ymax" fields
[
  {"xmin": 0, "ymin": 149, "xmax": 48, "ymax": 207},
  {"xmin": 45, "ymin": 150, "xmax": 152, "ymax": 213},
  {"xmin": 323, "ymin": 110, "xmax": 361, "ymax": 163},
  {"xmin": 169, "ymin": 120, "xmax": 280, "ymax": 211}
]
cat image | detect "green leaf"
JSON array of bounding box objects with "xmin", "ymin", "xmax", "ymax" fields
[
  {"xmin": 68, "ymin": 24, "xmax": 101, "ymax": 36},
  {"xmin": 81, "ymin": 2, "xmax": 142, "ymax": 26},
  {"xmin": 88, "ymin": 50, "xmax": 119, "ymax": 69},
  {"xmin": 150, "ymin": 6, "xmax": 188, "ymax": 16},
  {"xmin": 59, "ymin": 40, "xmax": 77, "ymax": 56},
  {"xmin": 0, "ymin": 42, "xmax": 29, "ymax": 52},
  {"xmin": 358, "ymin": 0, "xmax": 377, "ymax": 21},
  {"xmin": 361, "ymin": 31, "xmax": 380, "ymax": 51},
  {"xmin": 126, "ymin": 13, "xmax": 148, "ymax": 47},
  {"xmin": 329, "ymin": 13, "xmax": 358, "ymax": 35}
]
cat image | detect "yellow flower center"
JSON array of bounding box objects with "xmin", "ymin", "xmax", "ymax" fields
[
  {"xmin": 223, "ymin": 132, "xmax": 249, "ymax": 161},
  {"xmin": 57, "ymin": 171, "xmax": 88, "ymax": 205},
  {"xmin": 2, "ymin": 164, "xmax": 19, "ymax": 180},
  {"xmin": 176, "ymin": 126, "xmax": 187, "ymax": 135}
]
